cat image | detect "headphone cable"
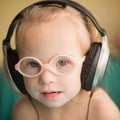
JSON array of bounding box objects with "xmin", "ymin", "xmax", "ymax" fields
[
  {"xmin": 86, "ymin": 91, "xmax": 94, "ymax": 120},
  {"xmin": 28, "ymin": 95, "xmax": 40, "ymax": 120}
]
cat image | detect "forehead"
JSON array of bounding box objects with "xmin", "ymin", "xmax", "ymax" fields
[
  {"xmin": 16, "ymin": 7, "xmax": 90, "ymax": 59},
  {"xmin": 16, "ymin": 6, "xmax": 89, "ymax": 42}
]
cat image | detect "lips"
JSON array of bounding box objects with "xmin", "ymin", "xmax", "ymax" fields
[{"xmin": 41, "ymin": 91, "xmax": 62, "ymax": 99}]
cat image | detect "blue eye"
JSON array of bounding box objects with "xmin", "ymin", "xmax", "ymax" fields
[
  {"xmin": 19, "ymin": 59, "xmax": 41, "ymax": 76},
  {"xmin": 55, "ymin": 57, "xmax": 74, "ymax": 74},
  {"xmin": 28, "ymin": 61, "xmax": 39, "ymax": 68},
  {"xmin": 58, "ymin": 60, "xmax": 67, "ymax": 66}
]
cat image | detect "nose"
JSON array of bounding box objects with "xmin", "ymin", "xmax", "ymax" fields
[{"xmin": 39, "ymin": 70, "xmax": 57, "ymax": 85}]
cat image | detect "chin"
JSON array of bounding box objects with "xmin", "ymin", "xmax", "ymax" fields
[
  {"xmin": 41, "ymin": 99, "xmax": 70, "ymax": 109},
  {"xmin": 43, "ymin": 102, "xmax": 66, "ymax": 108}
]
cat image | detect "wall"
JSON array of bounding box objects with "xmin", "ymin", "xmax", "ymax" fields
[{"xmin": 0, "ymin": 0, "xmax": 120, "ymax": 64}]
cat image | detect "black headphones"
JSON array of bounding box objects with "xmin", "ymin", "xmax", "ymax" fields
[{"xmin": 2, "ymin": 0, "xmax": 109, "ymax": 95}]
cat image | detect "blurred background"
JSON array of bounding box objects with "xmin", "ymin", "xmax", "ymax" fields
[{"xmin": 0, "ymin": 0, "xmax": 120, "ymax": 64}]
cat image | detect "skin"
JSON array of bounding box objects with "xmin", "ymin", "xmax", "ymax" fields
[{"xmin": 12, "ymin": 15, "xmax": 120, "ymax": 120}]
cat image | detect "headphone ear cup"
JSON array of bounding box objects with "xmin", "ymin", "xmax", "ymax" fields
[
  {"xmin": 81, "ymin": 42, "xmax": 101, "ymax": 91},
  {"xmin": 6, "ymin": 48, "xmax": 28, "ymax": 94}
]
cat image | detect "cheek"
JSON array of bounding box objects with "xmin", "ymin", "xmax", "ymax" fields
[
  {"xmin": 71, "ymin": 72, "xmax": 81, "ymax": 89},
  {"xmin": 23, "ymin": 78, "xmax": 38, "ymax": 94},
  {"xmin": 60, "ymin": 70, "xmax": 81, "ymax": 93},
  {"xmin": 61, "ymin": 74, "xmax": 81, "ymax": 101}
]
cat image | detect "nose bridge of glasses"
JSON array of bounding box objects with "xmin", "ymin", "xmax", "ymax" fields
[{"xmin": 41, "ymin": 63, "xmax": 53, "ymax": 73}]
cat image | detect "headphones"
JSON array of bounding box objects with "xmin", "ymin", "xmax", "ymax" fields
[{"xmin": 2, "ymin": 0, "xmax": 109, "ymax": 95}]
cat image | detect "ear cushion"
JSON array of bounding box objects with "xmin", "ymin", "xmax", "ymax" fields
[
  {"xmin": 7, "ymin": 48, "xmax": 28, "ymax": 94},
  {"xmin": 81, "ymin": 42, "xmax": 101, "ymax": 91}
]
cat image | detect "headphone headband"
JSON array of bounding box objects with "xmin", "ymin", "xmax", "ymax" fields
[{"xmin": 3, "ymin": 0, "xmax": 105, "ymax": 46}]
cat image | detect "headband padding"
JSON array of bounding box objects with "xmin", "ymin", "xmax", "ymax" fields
[{"xmin": 7, "ymin": 48, "xmax": 28, "ymax": 94}]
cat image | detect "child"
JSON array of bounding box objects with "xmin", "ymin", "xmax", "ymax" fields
[{"xmin": 2, "ymin": 0, "xmax": 120, "ymax": 120}]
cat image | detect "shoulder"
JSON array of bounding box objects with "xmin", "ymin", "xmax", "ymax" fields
[
  {"xmin": 89, "ymin": 88, "xmax": 120, "ymax": 120},
  {"xmin": 12, "ymin": 96, "xmax": 37, "ymax": 120}
]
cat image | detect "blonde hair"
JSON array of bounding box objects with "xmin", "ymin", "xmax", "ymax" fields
[{"xmin": 15, "ymin": 4, "xmax": 101, "ymax": 52}]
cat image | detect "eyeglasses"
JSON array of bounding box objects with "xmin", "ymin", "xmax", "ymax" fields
[{"xmin": 15, "ymin": 55, "xmax": 84, "ymax": 78}]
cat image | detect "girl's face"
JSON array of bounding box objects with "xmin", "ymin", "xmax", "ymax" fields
[{"xmin": 18, "ymin": 16, "xmax": 90, "ymax": 108}]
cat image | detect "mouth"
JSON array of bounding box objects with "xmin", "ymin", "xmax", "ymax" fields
[{"xmin": 41, "ymin": 91, "xmax": 63, "ymax": 99}]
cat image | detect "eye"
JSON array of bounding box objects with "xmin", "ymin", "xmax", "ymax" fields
[
  {"xmin": 20, "ymin": 59, "xmax": 40, "ymax": 69},
  {"xmin": 28, "ymin": 61, "xmax": 39, "ymax": 67},
  {"xmin": 54, "ymin": 57, "xmax": 74, "ymax": 73},
  {"xmin": 58, "ymin": 60, "xmax": 67, "ymax": 66},
  {"xmin": 25, "ymin": 60, "xmax": 41, "ymax": 69}
]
